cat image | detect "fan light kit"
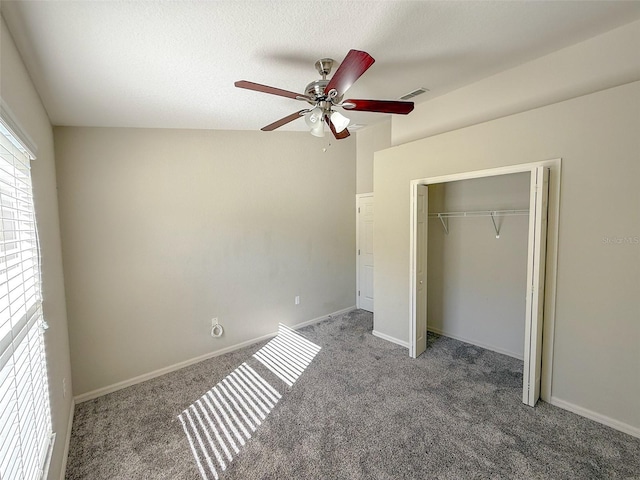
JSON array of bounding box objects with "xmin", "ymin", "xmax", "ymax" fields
[{"xmin": 235, "ymin": 49, "xmax": 415, "ymax": 140}]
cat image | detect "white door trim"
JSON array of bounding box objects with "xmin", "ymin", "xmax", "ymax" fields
[
  {"xmin": 413, "ymin": 185, "xmax": 428, "ymax": 357},
  {"xmin": 408, "ymin": 159, "xmax": 561, "ymax": 403},
  {"xmin": 523, "ymin": 166, "xmax": 550, "ymax": 406},
  {"xmin": 356, "ymin": 193, "xmax": 373, "ymax": 310}
]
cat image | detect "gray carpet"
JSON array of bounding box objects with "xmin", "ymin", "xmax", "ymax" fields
[{"xmin": 66, "ymin": 310, "xmax": 640, "ymax": 479}]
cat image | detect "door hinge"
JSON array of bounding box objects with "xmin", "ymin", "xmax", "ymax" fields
[
  {"xmin": 358, "ymin": 207, "xmax": 361, "ymax": 213},
  {"xmin": 358, "ymin": 249, "xmax": 360, "ymax": 255},
  {"xmin": 358, "ymin": 290, "xmax": 360, "ymax": 296}
]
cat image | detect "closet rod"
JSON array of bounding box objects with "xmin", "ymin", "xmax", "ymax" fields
[
  {"xmin": 428, "ymin": 209, "xmax": 529, "ymax": 238},
  {"xmin": 428, "ymin": 209, "xmax": 529, "ymax": 218}
]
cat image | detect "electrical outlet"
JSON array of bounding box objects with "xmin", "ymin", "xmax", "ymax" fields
[
  {"xmin": 295, "ymin": 296, "xmax": 300, "ymax": 305},
  {"xmin": 62, "ymin": 378, "xmax": 67, "ymax": 399}
]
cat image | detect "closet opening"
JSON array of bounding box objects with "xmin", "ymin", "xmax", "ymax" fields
[{"xmin": 409, "ymin": 162, "xmax": 558, "ymax": 407}]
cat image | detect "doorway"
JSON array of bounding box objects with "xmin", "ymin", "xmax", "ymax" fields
[
  {"xmin": 356, "ymin": 194, "xmax": 374, "ymax": 312},
  {"xmin": 409, "ymin": 162, "xmax": 559, "ymax": 407}
]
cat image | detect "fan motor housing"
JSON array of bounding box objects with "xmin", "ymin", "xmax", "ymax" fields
[
  {"xmin": 305, "ymin": 79, "xmax": 328, "ymax": 99},
  {"xmin": 305, "ymin": 79, "xmax": 343, "ymax": 104}
]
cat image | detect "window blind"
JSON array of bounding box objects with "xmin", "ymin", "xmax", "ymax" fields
[{"xmin": 0, "ymin": 124, "xmax": 53, "ymax": 480}]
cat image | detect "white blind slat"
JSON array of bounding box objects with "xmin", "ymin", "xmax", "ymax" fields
[
  {"xmin": 0, "ymin": 424, "xmax": 20, "ymax": 470},
  {"xmin": 0, "ymin": 123, "xmax": 51, "ymax": 480}
]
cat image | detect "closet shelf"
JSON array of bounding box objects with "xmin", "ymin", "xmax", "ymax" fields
[{"xmin": 428, "ymin": 209, "xmax": 529, "ymax": 237}]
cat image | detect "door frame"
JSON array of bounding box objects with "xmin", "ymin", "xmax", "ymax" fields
[
  {"xmin": 408, "ymin": 159, "xmax": 561, "ymax": 404},
  {"xmin": 356, "ymin": 193, "xmax": 374, "ymax": 310}
]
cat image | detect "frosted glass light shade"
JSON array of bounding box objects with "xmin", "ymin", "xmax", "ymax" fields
[
  {"xmin": 305, "ymin": 107, "xmax": 323, "ymax": 128},
  {"xmin": 310, "ymin": 120, "xmax": 325, "ymax": 137},
  {"xmin": 305, "ymin": 107, "xmax": 325, "ymax": 137},
  {"xmin": 330, "ymin": 111, "xmax": 350, "ymax": 133}
]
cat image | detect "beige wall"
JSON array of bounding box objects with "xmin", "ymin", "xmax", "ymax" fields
[
  {"xmin": 427, "ymin": 174, "xmax": 530, "ymax": 359},
  {"xmin": 54, "ymin": 127, "xmax": 356, "ymax": 396},
  {"xmin": 355, "ymin": 119, "xmax": 390, "ymax": 194},
  {"xmin": 393, "ymin": 19, "xmax": 640, "ymax": 146},
  {"xmin": 374, "ymin": 81, "xmax": 640, "ymax": 431},
  {"xmin": 1, "ymin": 16, "xmax": 73, "ymax": 480}
]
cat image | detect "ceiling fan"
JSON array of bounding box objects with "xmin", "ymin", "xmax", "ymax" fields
[{"xmin": 234, "ymin": 49, "xmax": 414, "ymax": 140}]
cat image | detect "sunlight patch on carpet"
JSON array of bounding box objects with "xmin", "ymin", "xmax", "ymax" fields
[
  {"xmin": 253, "ymin": 324, "xmax": 321, "ymax": 387},
  {"xmin": 178, "ymin": 325, "xmax": 320, "ymax": 480}
]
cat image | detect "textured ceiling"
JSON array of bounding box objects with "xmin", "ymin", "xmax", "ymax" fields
[{"xmin": 2, "ymin": 1, "xmax": 640, "ymax": 132}]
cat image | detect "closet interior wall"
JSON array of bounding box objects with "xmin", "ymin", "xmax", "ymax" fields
[{"xmin": 427, "ymin": 172, "xmax": 530, "ymax": 359}]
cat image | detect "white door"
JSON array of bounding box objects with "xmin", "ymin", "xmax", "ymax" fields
[
  {"xmin": 357, "ymin": 195, "xmax": 374, "ymax": 312},
  {"xmin": 523, "ymin": 166, "xmax": 550, "ymax": 406},
  {"xmin": 414, "ymin": 185, "xmax": 428, "ymax": 357}
]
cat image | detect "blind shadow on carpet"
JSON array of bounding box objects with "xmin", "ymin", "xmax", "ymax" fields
[{"xmin": 178, "ymin": 324, "xmax": 321, "ymax": 480}]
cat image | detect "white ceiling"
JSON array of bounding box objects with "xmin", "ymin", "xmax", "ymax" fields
[{"xmin": 3, "ymin": 1, "xmax": 640, "ymax": 132}]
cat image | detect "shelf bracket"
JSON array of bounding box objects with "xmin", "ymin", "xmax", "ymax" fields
[
  {"xmin": 437, "ymin": 213, "xmax": 449, "ymax": 235},
  {"xmin": 490, "ymin": 211, "xmax": 500, "ymax": 238}
]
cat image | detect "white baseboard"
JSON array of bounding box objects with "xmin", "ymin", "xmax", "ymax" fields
[
  {"xmin": 74, "ymin": 306, "xmax": 356, "ymax": 404},
  {"xmin": 372, "ymin": 330, "xmax": 409, "ymax": 349},
  {"xmin": 549, "ymin": 396, "xmax": 639, "ymax": 439},
  {"xmin": 294, "ymin": 305, "xmax": 355, "ymax": 329},
  {"xmin": 59, "ymin": 398, "xmax": 75, "ymax": 480},
  {"xmin": 427, "ymin": 327, "xmax": 523, "ymax": 361}
]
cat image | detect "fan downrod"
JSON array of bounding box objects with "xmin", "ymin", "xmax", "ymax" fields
[{"xmin": 314, "ymin": 58, "xmax": 334, "ymax": 79}]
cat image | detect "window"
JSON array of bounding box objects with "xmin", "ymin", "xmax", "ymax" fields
[{"xmin": 0, "ymin": 122, "xmax": 53, "ymax": 480}]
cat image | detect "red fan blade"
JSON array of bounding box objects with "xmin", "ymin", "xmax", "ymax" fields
[
  {"xmin": 235, "ymin": 80, "xmax": 308, "ymax": 101},
  {"xmin": 261, "ymin": 110, "xmax": 306, "ymax": 131},
  {"xmin": 342, "ymin": 99, "xmax": 414, "ymax": 115},
  {"xmin": 324, "ymin": 50, "xmax": 375, "ymax": 99},
  {"xmin": 325, "ymin": 115, "xmax": 351, "ymax": 140}
]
